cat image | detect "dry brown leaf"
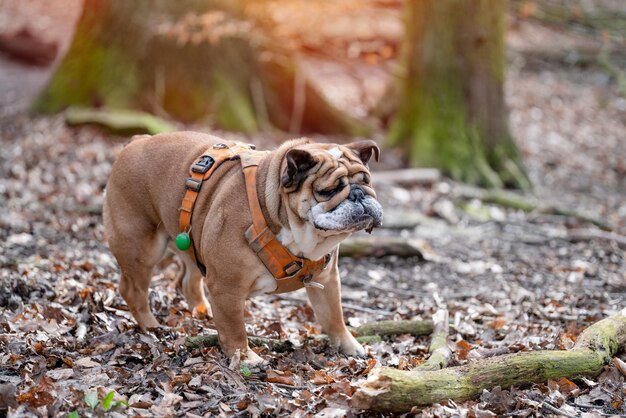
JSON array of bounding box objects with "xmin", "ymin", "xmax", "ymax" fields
[
  {"xmin": 266, "ymin": 369, "xmax": 296, "ymax": 386},
  {"xmin": 310, "ymin": 370, "xmax": 335, "ymax": 385}
]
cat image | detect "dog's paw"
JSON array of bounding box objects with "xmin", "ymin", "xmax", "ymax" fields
[
  {"xmin": 338, "ymin": 334, "xmax": 366, "ymax": 357},
  {"xmin": 242, "ymin": 349, "xmax": 264, "ymax": 367},
  {"xmin": 228, "ymin": 348, "xmax": 264, "ymax": 369}
]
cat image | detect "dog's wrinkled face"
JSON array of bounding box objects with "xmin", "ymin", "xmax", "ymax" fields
[{"xmin": 280, "ymin": 140, "xmax": 383, "ymax": 237}]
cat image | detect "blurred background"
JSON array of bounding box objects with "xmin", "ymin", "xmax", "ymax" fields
[
  {"xmin": 1, "ymin": 0, "xmax": 625, "ymax": 194},
  {"xmin": 1, "ymin": 1, "xmax": 625, "ymax": 416}
]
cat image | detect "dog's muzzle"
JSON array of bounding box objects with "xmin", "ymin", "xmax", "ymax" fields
[{"xmin": 311, "ymin": 185, "xmax": 383, "ymax": 232}]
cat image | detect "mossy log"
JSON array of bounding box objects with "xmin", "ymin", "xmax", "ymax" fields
[
  {"xmin": 34, "ymin": 0, "xmax": 368, "ymax": 136},
  {"xmin": 339, "ymin": 236, "xmax": 425, "ymax": 259},
  {"xmin": 352, "ymin": 309, "xmax": 626, "ymax": 413},
  {"xmin": 185, "ymin": 319, "xmax": 434, "ymax": 351},
  {"xmin": 186, "ymin": 334, "xmax": 294, "ymax": 352},
  {"xmin": 388, "ymin": 0, "xmax": 530, "ymax": 189}
]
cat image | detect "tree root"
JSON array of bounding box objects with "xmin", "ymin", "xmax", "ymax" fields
[{"xmin": 351, "ymin": 308, "xmax": 626, "ymax": 413}]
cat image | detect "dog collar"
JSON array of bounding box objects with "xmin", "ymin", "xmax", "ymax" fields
[{"xmin": 177, "ymin": 142, "xmax": 330, "ymax": 294}]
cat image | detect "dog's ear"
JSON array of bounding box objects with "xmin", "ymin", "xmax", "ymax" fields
[
  {"xmin": 282, "ymin": 148, "xmax": 317, "ymax": 188},
  {"xmin": 346, "ymin": 140, "xmax": 380, "ymax": 165}
]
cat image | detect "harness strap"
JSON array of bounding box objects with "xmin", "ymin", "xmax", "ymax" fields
[
  {"xmin": 177, "ymin": 143, "xmax": 330, "ymax": 295},
  {"xmin": 178, "ymin": 142, "xmax": 253, "ymax": 273},
  {"xmin": 179, "ymin": 142, "xmax": 252, "ymax": 233},
  {"xmin": 240, "ymin": 151, "xmax": 330, "ymax": 294}
]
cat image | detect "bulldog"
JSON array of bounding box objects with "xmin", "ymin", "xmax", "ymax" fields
[{"xmin": 103, "ymin": 132, "xmax": 383, "ymax": 364}]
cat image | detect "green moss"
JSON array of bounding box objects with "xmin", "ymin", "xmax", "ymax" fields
[
  {"xmin": 33, "ymin": 36, "xmax": 138, "ymax": 113},
  {"xmin": 212, "ymin": 72, "xmax": 258, "ymax": 133},
  {"xmin": 370, "ymin": 349, "xmax": 604, "ymax": 412}
]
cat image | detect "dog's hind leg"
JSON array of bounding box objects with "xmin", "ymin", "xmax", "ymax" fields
[
  {"xmin": 107, "ymin": 220, "xmax": 168, "ymax": 329},
  {"xmin": 177, "ymin": 251, "xmax": 212, "ymax": 318}
]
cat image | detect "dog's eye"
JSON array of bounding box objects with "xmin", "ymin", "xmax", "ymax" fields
[
  {"xmin": 363, "ymin": 173, "xmax": 370, "ymax": 184},
  {"xmin": 316, "ymin": 182, "xmax": 346, "ymax": 198}
]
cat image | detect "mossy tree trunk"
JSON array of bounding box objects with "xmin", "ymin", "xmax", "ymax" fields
[
  {"xmin": 34, "ymin": 0, "xmax": 368, "ymax": 136},
  {"xmin": 388, "ymin": 0, "xmax": 530, "ymax": 189}
]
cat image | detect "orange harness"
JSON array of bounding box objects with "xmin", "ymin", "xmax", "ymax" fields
[{"xmin": 177, "ymin": 141, "xmax": 330, "ymax": 294}]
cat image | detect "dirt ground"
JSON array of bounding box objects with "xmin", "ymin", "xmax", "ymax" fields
[{"xmin": 0, "ymin": 1, "xmax": 625, "ymax": 417}]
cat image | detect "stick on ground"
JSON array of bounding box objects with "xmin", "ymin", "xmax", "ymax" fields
[{"xmin": 414, "ymin": 309, "xmax": 451, "ymax": 371}]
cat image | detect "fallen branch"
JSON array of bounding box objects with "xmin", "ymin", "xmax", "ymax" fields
[
  {"xmin": 456, "ymin": 187, "xmax": 615, "ymax": 231},
  {"xmin": 339, "ymin": 236, "xmax": 425, "ymax": 259},
  {"xmin": 352, "ymin": 308, "xmax": 626, "ymax": 413},
  {"xmin": 185, "ymin": 319, "xmax": 434, "ymax": 351},
  {"xmin": 351, "ymin": 319, "xmax": 434, "ymax": 338},
  {"xmin": 414, "ymin": 309, "xmax": 451, "ymax": 371}
]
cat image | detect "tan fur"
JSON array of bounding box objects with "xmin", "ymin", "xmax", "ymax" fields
[{"xmin": 103, "ymin": 132, "xmax": 379, "ymax": 364}]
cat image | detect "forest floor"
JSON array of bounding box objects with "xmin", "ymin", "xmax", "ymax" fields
[{"xmin": 1, "ymin": 1, "xmax": 625, "ymax": 417}]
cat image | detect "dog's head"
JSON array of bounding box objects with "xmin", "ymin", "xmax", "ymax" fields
[{"xmin": 277, "ymin": 139, "xmax": 383, "ymax": 257}]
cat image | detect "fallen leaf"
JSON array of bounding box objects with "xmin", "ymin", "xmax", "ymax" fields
[
  {"xmin": 266, "ymin": 369, "xmax": 295, "ymax": 386},
  {"xmin": 311, "ymin": 370, "xmax": 335, "ymax": 385}
]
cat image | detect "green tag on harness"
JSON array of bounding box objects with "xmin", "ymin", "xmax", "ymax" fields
[{"xmin": 175, "ymin": 232, "xmax": 191, "ymax": 251}]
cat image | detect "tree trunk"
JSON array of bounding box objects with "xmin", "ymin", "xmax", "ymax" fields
[
  {"xmin": 388, "ymin": 0, "xmax": 530, "ymax": 189},
  {"xmin": 33, "ymin": 0, "xmax": 369, "ymax": 136},
  {"xmin": 352, "ymin": 309, "xmax": 626, "ymax": 413}
]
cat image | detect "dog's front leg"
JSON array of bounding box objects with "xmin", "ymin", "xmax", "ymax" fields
[
  {"xmin": 208, "ymin": 286, "xmax": 263, "ymax": 366},
  {"xmin": 305, "ymin": 255, "xmax": 365, "ymax": 356}
]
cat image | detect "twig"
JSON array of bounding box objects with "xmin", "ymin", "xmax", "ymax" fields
[
  {"xmin": 340, "ymin": 302, "xmax": 395, "ymax": 316},
  {"xmin": 275, "ymin": 294, "xmax": 395, "ymax": 316},
  {"xmin": 541, "ymin": 401, "xmax": 576, "ymax": 418},
  {"xmin": 566, "ymin": 228, "xmax": 626, "ymax": 249}
]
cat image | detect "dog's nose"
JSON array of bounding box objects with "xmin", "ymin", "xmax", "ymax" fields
[{"xmin": 348, "ymin": 185, "xmax": 365, "ymax": 202}]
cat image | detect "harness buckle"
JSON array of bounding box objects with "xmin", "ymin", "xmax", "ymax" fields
[
  {"xmin": 283, "ymin": 261, "xmax": 302, "ymax": 276},
  {"xmin": 191, "ymin": 155, "xmax": 215, "ymax": 174},
  {"xmin": 185, "ymin": 177, "xmax": 202, "ymax": 192}
]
